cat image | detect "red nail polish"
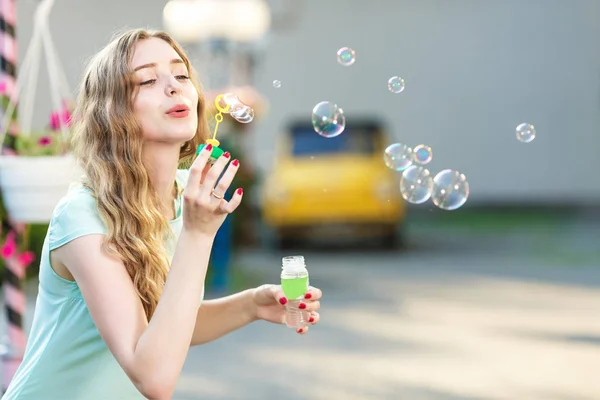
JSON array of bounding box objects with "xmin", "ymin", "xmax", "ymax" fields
[
  {"xmin": 279, "ymin": 297, "xmax": 288, "ymax": 305},
  {"xmin": 232, "ymin": 159, "xmax": 239, "ymax": 167},
  {"xmin": 299, "ymin": 303, "xmax": 307, "ymax": 309},
  {"xmin": 304, "ymin": 293, "xmax": 312, "ymax": 299},
  {"xmin": 236, "ymin": 188, "xmax": 243, "ymax": 196},
  {"xmin": 296, "ymin": 328, "xmax": 303, "ymax": 333},
  {"xmin": 223, "ymin": 152, "xmax": 230, "ymax": 158},
  {"xmin": 309, "ymin": 316, "xmax": 315, "ymax": 323},
  {"xmin": 205, "ymin": 144, "xmax": 212, "ymax": 151}
]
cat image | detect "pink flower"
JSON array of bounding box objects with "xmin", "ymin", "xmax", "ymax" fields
[
  {"xmin": 0, "ymin": 80, "xmax": 6, "ymax": 94},
  {"xmin": 62, "ymin": 108, "xmax": 72, "ymax": 127},
  {"xmin": 38, "ymin": 136, "xmax": 52, "ymax": 146},
  {"xmin": 18, "ymin": 251, "xmax": 35, "ymax": 267},
  {"xmin": 1, "ymin": 231, "xmax": 16, "ymax": 259},
  {"xmin": 50, "ymin": 111, "xmax": 61, "ymax": 130},
  {"xmin": 49, "ymin": 107, "xmax": 72, "ymax": 131}
]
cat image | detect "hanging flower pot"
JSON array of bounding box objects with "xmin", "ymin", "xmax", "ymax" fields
[
  {"xmin": 0, "ymin": 96, "xmax": 78, "ymax": 224},
  {"xmin": 0, "ymin": 154, "xmax": 81, "ymax": 223},
  {"xmin": 0, "ymin": 1, "xmax": 79, "ymax": 225}
]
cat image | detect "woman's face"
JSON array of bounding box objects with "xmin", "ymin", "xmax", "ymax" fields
[{"xmin": 130, "ymin": 37, "xmax": 199, "ymax": 144}]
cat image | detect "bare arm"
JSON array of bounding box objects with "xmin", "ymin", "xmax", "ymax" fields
[
  {"xmin": 56, "ymin": 230, "xmax": 212, "ymax": 398},
  {"xmin": 190, "ymin": 289, "xmax": 257, "ymax": 346}
]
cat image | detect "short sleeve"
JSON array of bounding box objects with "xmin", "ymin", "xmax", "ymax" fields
[{"xmin": 48, "ymin": 186, "xmax": 108, "ymax": 251}]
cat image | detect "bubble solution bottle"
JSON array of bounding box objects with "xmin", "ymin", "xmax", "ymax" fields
[{"xmin": 281, "ymin": 255, "xmax": 309, "ymax": 329}]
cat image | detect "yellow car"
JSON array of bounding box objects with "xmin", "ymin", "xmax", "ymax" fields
[{"xmin": 261, "ymin": 120, "xmax": 406, "ymax": 248}]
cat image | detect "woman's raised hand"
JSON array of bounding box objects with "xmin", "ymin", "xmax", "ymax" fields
[{"xmin": 183, "ymin": 144, "xmax": 243, "ymax": 237}]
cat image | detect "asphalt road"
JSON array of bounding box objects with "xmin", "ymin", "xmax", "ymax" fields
[{"xmin": 174, "ymin": 217, "xmax": 600, "ymax": 400}]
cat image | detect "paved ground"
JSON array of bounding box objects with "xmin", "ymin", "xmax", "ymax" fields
[
  {"xmin": 173, "ymin": 215, "xmax": 600, "ymax": 400},
  {"xmin": 3, "ymin": 213, "xmax": 600, "ymax": 399}
]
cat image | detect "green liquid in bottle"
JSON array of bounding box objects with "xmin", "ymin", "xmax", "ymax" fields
[{"xmin": 281, "ymin": 276, "xmax": 309, "ymax": 300}]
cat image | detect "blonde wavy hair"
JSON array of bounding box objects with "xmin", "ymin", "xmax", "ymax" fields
[{"xmin": 71, "ymin": 28, "xmax": 209, "ymax": 320}]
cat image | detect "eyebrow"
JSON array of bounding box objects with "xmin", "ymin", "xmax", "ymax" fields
[{"xmin": 133, "ymin": 58, "xmax": 185, "ymax": 72}]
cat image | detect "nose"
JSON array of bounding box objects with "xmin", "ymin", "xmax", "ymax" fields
[{"xmin": 165, "ymin": 77, "xmax": 183, "ymax": 96}]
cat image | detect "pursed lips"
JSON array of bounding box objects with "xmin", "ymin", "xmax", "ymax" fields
[{"xmin": 165, "ymin": 104, "xmax": 190, "ymax": 117}]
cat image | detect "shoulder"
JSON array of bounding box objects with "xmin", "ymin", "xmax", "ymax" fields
[
  {"xmin": 53, "ymin": 185, "xmax": 101, "ymax": 221},
  {"xmin": 48, "ymin": 185, "xmax": 107, "ymax": 250}
]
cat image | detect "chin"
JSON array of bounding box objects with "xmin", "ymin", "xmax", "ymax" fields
[
  {"xmin": 172, "ymin": 130, "xmax": 196, "ymax": 143},
  {"xmin": 144, "ymin": 120, "xmax": 198, "ymax": 143},
  {"xmin": 169, "ymin": 123, "xmax": 197, "ymax": 142}
]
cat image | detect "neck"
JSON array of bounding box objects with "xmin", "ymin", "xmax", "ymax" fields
[{"xmin": 142, "ymin": 142, "xmax": 182, "ymax": 219}]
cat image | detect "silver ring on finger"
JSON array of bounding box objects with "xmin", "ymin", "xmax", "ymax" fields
[{"xmin": 211, "ymin": 189, "xmax": 224, "ymax": 200}]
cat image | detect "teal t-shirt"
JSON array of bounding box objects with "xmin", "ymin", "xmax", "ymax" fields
[{"xmin": 2, "ymin": 169, "xmax": 191, "ymax": 400}]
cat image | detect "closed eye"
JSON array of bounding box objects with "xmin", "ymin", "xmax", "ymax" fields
[{"xmin": 139, "ymin": 76, "xmax": 188, "ymax": 86}]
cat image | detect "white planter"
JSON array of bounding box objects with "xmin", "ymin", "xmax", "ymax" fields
[{"xmin": 0, "ymin": 155, "xmax": 82, "ymax": 223}]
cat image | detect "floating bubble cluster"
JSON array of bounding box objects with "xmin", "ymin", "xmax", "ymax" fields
[{"xmin": 280, "ymin": 44, "xmax": 541, "ymax": 212}]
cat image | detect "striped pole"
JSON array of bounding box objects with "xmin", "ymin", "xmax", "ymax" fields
[
  {"xmin": 0, "ymin": 232, "xmax": 27, "ymax": 393},
  {"xmin": 0, "ymin": 0, "xmax": 16, "ymax": 153},
  {"xmin": 0, "ymin": 0, "xmax": 28, "ymax": 393}
]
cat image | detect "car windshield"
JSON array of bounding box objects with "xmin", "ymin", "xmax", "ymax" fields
[{"xmin": 290, "ymin": 124, "xmax": 378, "ymax": 156}]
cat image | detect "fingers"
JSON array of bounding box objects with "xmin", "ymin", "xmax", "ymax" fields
[
  {"xmin": 296, "ymin": 311, "xmax": 319, "ymax": 334},
  {"xmin": 218, "ymin": 188, "xmax": 244, "ymax": 214},
  {"xmin": 270, "ymin": 285, "xmax": 288, "ymax": 305},
  {"xmin": 212, "ymin": 158, "xmax": 240, "ymax": 199},
  {"xmin": 296, "ymin": 325, "xmax": 309, "ymax": 335},
  {"xmin": 271, "ymin": 285, "xmax": 321, "ymax": 311},
  {"xmin": 303, "ymin": 286, "xmax": 322, "ymax": 301},
  {"xmin": 185, "ymin": 144, "xmax": 213, "ymax": 198},
  {"xmin": 200, "ymin": 152, "xmax": 233, "ymax": 197},
  {"xmin": 298, "ymin": 299, "xmax": 320, "ymax": 312},
  {"xmin": 199, "ymin": 163, "xmax": 211, "ymax": 185},
  {"xmin": 298, "ymin": 287, "xmax": 321, "ymax": 312}
]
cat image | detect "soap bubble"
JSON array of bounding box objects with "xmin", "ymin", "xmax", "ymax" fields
[
  {"xmin": 383, "ymin": 143, "xmax": 413, "ymax": 171},
  {"xmin": 400, "ymin": 165, "xmax": 433, "ymax": 204},
  {"xmin": 431, "ymin": 169, "xmax": 469, "ymax": 211},
  {"xmin": 388, "ymin": 76, "xmax": 405, "ymax": 93},
  {"xmin": 273, "ymin": 80, "xmax": 282, "ymax": 88},
  {"xmin": 215, "ymin": 92, "xmax": 254, "ymax": 123},
  {"xmin": 311, "ymin": 101, "xmax": 346, "ymax": 138},
  {"xmin": 337, "ymin": 47, "xmax": 356, "ymax": 66},
  {"xmin": 216, "ymin": 93, "xmax": 243, "ymax": 114},
  {"xmin": 231, "ymin": 105, "xmax": 254, "ymax": 124},
  {"xmin": 413, "ymin": 144, "xmax": 433, "ymax": 165},
  {"xmin": 516, "ymin": 123, "xmax": 535, "ymax": 143}
]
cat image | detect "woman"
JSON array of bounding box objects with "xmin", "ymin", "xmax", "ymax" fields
[{"xmin": 3, "ymin": 28, "xmax": 322, "ymax": 399}]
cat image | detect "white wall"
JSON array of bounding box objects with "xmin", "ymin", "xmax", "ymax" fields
[{"xmin": 16, "ymin": 0, "xmax": 600, "ymax": 205}]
